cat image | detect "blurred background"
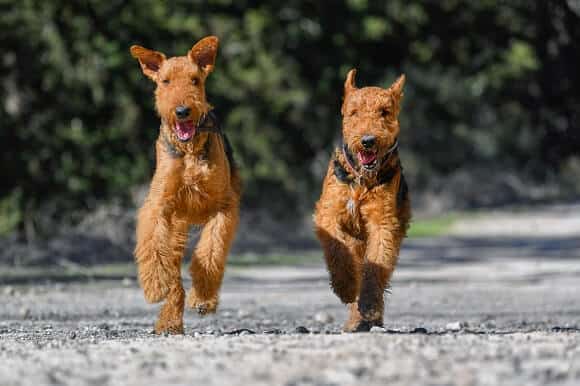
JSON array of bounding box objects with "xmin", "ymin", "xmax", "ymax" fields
[{"xmin": 1, "ymin": 0, "xmax": 579, "ymax": 270}]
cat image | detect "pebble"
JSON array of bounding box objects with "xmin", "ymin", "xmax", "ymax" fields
[
  {"xmin": 263, "ymin": 329, "xmax": 283, "ymax": 335},
  {"xmin": 3, "ymin": 286, "xmax": 16, "ymax": 296},
  {"xmin": 483, "ymin": 321, "xmax": 497, "ymax": 329},
  {"xmin": 20, "ymin": 307, "xmax": 31, "ymax": 319},
  {"xmin": 237, "ymin": 309, "xmax": 251, "ymax": 319},
  {"xmin": 446, "ymin": 321, "xmax": 466, "ymax": 331},
  {"xmin": 294, "ymin": 326, "xmax": 310, "ymax": 334},
  {"xmin": 314, "ymin": 311, "xmax": 334, "ymax": 324},
  {"xmin": 370, "ymin": 326, "xmax": 386, "ymax": 333}
]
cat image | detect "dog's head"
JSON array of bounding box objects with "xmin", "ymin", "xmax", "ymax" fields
[
  {"xmin": 341, "ymin": 69, "xmax": 405, "ymax": 172},
  {"xmin": 130, "ymin": 36, "xmax": 218, "ymax": 143}
]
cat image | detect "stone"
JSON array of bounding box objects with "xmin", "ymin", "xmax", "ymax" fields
[
  {"xmin": 294, "ymin": 326, "xmax": 309, "ymax": 334},
  {"xmin": 314, "ymin": 311, "xmax": 334, "ymax": 324},
  {"xmin": 445, "ymin": 321, "xmax": 466, "ymax": 331}
]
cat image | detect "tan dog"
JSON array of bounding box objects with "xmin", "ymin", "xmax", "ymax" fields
[
  {"xmin": 314, "ymin": 69, "xmax": 411, "ymax": 332},
  {"xmin": 130, "ymin": 36, "xmax": 241, "ymax": 334}
]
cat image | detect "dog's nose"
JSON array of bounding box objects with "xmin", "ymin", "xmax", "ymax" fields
[
  {"xmin": 361, "ymin": 135, "xmax": 376, "ymax": 149},
  {"xmin": 175, "ymin": 106, "xmax": 191, "ymax": 119}
]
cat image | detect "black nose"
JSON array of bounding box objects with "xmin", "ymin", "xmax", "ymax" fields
[
  {"xmin": 361, "ymin": 135, "xmax": 376, "ymax": 149},
  {"xmin": 175, "ymin": 106, "xmax": 191, "ymax": 119}
]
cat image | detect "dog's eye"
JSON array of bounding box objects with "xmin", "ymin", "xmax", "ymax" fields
[
  {"xmin": 349, "ymin": 110, "xmax": 357, "ymax": 117},
  {"xmin": 191, "ymin": 77, "xmax": 199, "ymax": 85},
  {"xmin": 162, "ymin": 79, "xmax": 170, "ymax": 85},
  {"xmin": 380, "ymin": 108, "xmax": 389, "ymax": 118}
]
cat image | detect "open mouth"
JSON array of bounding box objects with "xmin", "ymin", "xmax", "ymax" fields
[
  {"xmin": 357, "ymin": 151, "xmax": 378, "ymax": 170},
  {"xmin": 174, "ymin": 120, "xmax": 196, "ymax": 142}
]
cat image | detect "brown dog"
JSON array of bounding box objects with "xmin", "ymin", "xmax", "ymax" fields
[
  {"xmin": 314, "ymin": 69, "xmax": 411, "ymax": 332},
  {"xmin": 130, "ymin": 36, "xmax": 241, "ymax": 334}
]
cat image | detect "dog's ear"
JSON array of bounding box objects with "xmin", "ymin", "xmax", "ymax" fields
[
  {"xmin": 389, "ymin": 74, "xmax": 405, "ymax": 100},
  {"xmin": 130, "ymin": 45, "xmax": 166, "ymax": 81},
  {"xmin": 344, "ymin": 68, "xmax": 358, "ymax": 97},
  {"xmin": 189, "ymin": 36, "xmax": 219, "ymax": 74}
]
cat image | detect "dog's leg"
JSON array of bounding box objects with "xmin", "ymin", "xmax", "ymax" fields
[
  {"xmin": 155, "ymin": 282, "xmax": 185, "ymax": 334},
  {"xmin": 357, "ymin": 223, "xmax": 401, "ymax": 328},
  {"xmin": 315, "ymin": 221, "xmax": 364, "ymax": 305},
  {"xmin": 134, "ymin": 202, "xmax": 178, "ymax": 303},
  {"xmin": 153, "ymin": 215, "xmax": 188, "ymax": 334},
  {"xmin": 344, "ymin": 302, "xmax": 378, "ymax": 332},
  {"xmin": 187, "ymin": 204, "xmax": 239, "ymax": 315},
  {"xmin": 134, "ymin": 151, "xmax": 184, "ymax": 304}
]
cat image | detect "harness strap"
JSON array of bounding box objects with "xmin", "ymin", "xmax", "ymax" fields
[{"xmin": 196, "ymin": 110, "xmax": 222, "ymax": 133}]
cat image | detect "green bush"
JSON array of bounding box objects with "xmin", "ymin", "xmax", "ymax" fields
[{"xmin": 1, "ymin": 0, "xmax": 578, "ymax": 235}]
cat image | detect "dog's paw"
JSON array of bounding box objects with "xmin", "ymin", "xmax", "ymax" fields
[
  {"xmin": 187, "ymin": 291, "xmax": 218, "ymax": 316},
  {"xmin": 344, "ymin": 319, "xmax": 375, "ymax": 333},
  {"xmin": 154, "ymin": 320, "xmax": 184, "ymax": 335},
  {"xmin": 357, "ymin": 299, "xmax": 383, "ymax": 322}
]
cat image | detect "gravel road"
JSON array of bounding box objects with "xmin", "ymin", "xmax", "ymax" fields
[{"xmin": 1, "ymin": 207, "xmax": 580, "ymax": 386}]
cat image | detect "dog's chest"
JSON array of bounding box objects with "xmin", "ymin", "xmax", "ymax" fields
[
  {"xmin": 177, "ymin": 154, "xmax": 229, "ymax": 214},
  {"xmin": 182, "ymin": 155, "xmax": 210, "ymax": 186},
  {"xmin": 339, "ymin": 185, "xmax": 368, "ymax": 233}
]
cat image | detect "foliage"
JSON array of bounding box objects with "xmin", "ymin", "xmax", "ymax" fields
[{"xmin": 1, "ymin": 0, "xmax": 578, "ymax": 236}]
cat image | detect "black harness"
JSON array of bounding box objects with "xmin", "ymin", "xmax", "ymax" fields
[
  {"xmin": 161, "ymin": 111, "xmax": 235, "ymax": 170},
  {"xmin": 334, "ymin": 142, "xmax": 408, "ymax": 208}
]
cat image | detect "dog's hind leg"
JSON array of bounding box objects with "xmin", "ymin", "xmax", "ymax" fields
[{"xmin": 187, "ymin": 203, "xmax": 239, "ymax": 315}]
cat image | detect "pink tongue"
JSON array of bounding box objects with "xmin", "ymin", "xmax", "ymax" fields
[
  {"xmin": 358, "ymin": 151, "xmax": 377, "ymax": 165},
  {"xmin": 175, "ymin": 121, "xmax": 195, "ymax": 140}
]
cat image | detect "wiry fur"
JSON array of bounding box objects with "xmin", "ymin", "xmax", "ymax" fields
[
  {"xmin": 131, "ymin": 36, "xmax": 241, "ymax": 334},
  {"xmin": 314, "ymin": 69, "xmax": 411, "ymax": 332}
]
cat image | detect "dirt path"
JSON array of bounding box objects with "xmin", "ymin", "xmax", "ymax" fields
[{"xmin": 1, "ymin": 206, "xmax": 580, "ymax": 386}]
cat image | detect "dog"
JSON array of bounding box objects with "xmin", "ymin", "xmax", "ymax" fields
[
  {"xmin": 130, "ymin": 36, "xmax": 241, "ymax": 334},
  {"xmin": 314, "ymin": 69, "xmax": 411, "ymax": 332}
]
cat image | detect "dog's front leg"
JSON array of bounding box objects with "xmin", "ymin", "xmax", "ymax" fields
[
  {"xmin": 135, "ymin": 153, "xmax": 185, "ymax": 305},
  {"xmin": 314, "ymin": 223, "xmax": 364, "ymax": 305},
  {"xmin": 135, "ymin": 201, "xmax": 179, "ymax": 303},
  {"xmin": 187, "ymin": 203, "xmax": 239, "ymax": 315},
  {"xmin": 357, "ymin": 222, "xmax": 400, "ymax": 327},
  {"xmin": 152, "ymin": 215, "xmax": 189, "ymax": 334},
  {"xmin": 136, "ymin": 198, "xmax": 189, "ymax": 334}
]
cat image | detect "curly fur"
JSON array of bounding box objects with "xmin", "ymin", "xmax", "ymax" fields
[
  {"xmin": 131, "ymin": 36, "xmax": 241, "ymax": 334},
  {"xmin": 314, "ymin": 69, "xmax": 411, "ymax": 332}
]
